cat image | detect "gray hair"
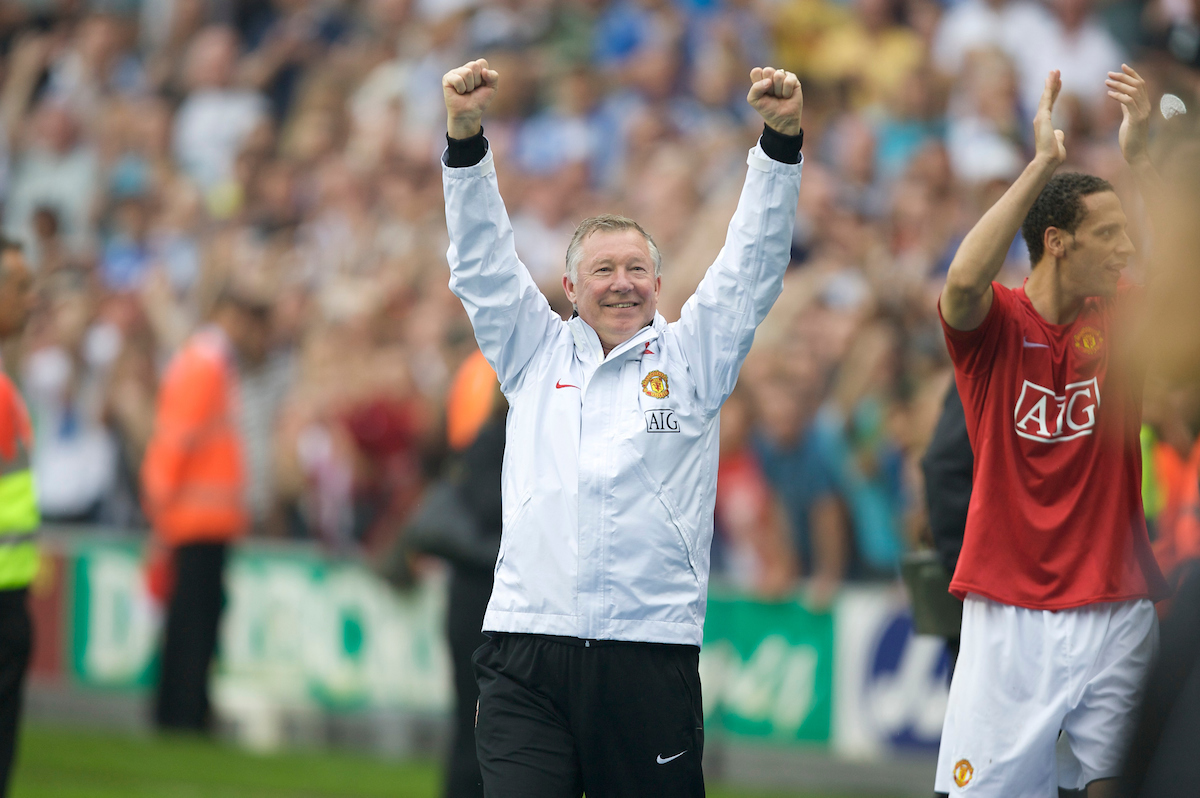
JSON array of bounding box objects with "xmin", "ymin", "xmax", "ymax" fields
[{"xmin": 565, "ymin": 215, "xmax": 662, "ymax": 282}]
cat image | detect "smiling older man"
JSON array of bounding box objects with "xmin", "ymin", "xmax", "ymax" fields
[{"xmin": 440, "ymin": 58, "xmax": 803, "ymax": 797}]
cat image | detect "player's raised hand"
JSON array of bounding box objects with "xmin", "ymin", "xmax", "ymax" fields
[
  {"xmin": 1107, "ymin": 64, "xmax": 1151, "ymax": 167},
  {"xmin": 1033, "ymin": 70, "xmax": 1066, "ymax": 166},
  {"xmin": 747, "ymin": 67, "xmax": 803, "ymax": 136},
  {"xmin": 442, "ymin": 58, "xmax": 499, "ymax": 140}
]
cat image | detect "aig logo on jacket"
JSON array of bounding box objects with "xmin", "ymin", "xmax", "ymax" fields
[{"xmin": 645, "ymin": 409, "xmax": 679, "ymax": 433}]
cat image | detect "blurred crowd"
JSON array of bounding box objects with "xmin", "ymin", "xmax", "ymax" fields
[{"xmin": 1, "ymin": 0, "xmax": 1199, "ymax": 599}]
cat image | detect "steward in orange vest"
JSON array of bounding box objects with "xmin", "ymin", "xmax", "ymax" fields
[
  {"xmin": 142, "ymin": 328, "xmax": 248, "ymax": 546},
  {"xmin": 0, "ymin": 239, "xmax": 37, "ymax": 798},
  {"xmin": 142, "ymin": 287, "xmax": 271, "ymax": 732}
]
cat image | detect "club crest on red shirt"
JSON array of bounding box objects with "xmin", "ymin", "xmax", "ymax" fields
[{"xmin": 1073, "ymin": 325, "xmax": 1103, "ymax": 356}]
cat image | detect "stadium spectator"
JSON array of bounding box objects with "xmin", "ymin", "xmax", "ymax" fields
[
  {"xmin": 1014, "ymin": 0, "xmax": 1126, "ymax": 116},
  {"xmin": 743, "ymin": 346, "xmax": 848, "ymax": 600},
  {"xmin": 714, "ymin": 384, "xmax": 799, "ymax": 597},
  {"xmin": 932, "ymin": 0, "xmax": 1054, "ymax": 76},
  {"xmin": 3, "ymin": 101, "xmax": 98, "ymax": 257},
  {"xmin": 172, "ymin": 26, "xmax": 268, "ymax": 193},
  {"xmin": 142, "ymin": 284, "xmax": 269, "ymax": 732},
  {"xmin": 43, "ymin": 13, "xmax": 146, "ymax": 124},
  {"xmin": 22, "ymin": 285, "xmax": 122, "ymax": 522},
  {"xmin": 807, "ymin": 0, "xmax": 925, "ymax": 110}
]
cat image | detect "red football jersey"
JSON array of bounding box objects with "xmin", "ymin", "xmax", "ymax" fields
[{"xmin": 940, "ymin": 281, "xmax": 1168, "ymax": 609}]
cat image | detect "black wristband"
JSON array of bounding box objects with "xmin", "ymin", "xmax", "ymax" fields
[
  {"xmin": 760, "ymin": 124, "xmax": 803, "ymax": 164},
  {"xmin": 446, "ymin": 126, "xmax": 488, "ymax": 168}
]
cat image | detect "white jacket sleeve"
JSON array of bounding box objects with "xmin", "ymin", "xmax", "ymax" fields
[
  {"xmin": 673, "ymin": 143, "xmax": 803, "ymax": 414},
  {"xmin": 442, "ymin": 149, "xmax": 562, "ymax": 394}
]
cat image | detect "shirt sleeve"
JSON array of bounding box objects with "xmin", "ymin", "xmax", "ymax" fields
[
  {"xmin": 442, "ymin": 149, "xmax": 562, "ymax": 394},
  {"xmin": 939, "ymin": 281, "xmax": 1013, "ymax": 377},
  {"xmin": 670, "ymin": 144, "xmax": 803, "ymax": 415}
]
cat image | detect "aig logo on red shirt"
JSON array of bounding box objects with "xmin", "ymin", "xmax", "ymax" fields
[{"xmin": 1013, "ymin": 378, "xmax": 1101, "ymax": 443}]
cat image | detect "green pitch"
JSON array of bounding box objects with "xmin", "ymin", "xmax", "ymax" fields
[{"xmin": 10, "ymin": 724, "xmax": 878, "ymax": 798}]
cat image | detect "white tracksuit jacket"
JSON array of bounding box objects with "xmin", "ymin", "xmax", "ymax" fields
[{"xmin": 442, "ymin": 142, "xmax": 802, "ymax": 647}]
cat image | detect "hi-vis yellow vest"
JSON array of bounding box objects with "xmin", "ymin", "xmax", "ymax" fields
[{"xmin": 0, "ymin": 372, "xmax": 39, "ymax": 590}]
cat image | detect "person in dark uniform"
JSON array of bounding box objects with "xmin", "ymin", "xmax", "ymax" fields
[
  {"xmin": 920, "ymin": 381, "xmax": 973, "ymax": 672},
  {"xmin": 440, "ymin": 351, "xmax": 505, "ymax": 798}
]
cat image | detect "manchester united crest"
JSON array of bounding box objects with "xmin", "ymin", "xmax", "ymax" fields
[
  {"xmin": 641, "ymin": 370, "xmax": 669, "ymax": 399},
  {"xmin": 953, "ymin": 759, "xmax": 974, "ymax": 788},
  {"xmin": 1073, "ymin": 325, "xmax": 1103, "ymax": 356}
]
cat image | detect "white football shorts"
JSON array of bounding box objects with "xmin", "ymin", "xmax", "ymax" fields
[{"xmin": 934, "ymin": 593, "xmax": 1158, "ymax": 796}]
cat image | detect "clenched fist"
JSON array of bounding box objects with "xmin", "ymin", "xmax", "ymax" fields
[
  {"xmin": 443, "ymin": 58, "xmax": 500, "ymax": 140},
  {"xmin": 747, "ymin": 67, "xmax": 803, "ymax": 137}
]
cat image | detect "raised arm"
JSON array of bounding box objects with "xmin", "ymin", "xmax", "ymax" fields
[
  {"xmin": 675, "ymin": 67, "xmax": 804, "ymax": 413},
  {"xmin": 940, "ymin": 72, "xmax": 1066, "ymax": 331},
  {"xmin": 441, "ymin": 59, "xmax": 560, "ymax": 391},
  {"xmin": 1107, "ymin": 64, "xmax": 1167, "ymax": 221}
]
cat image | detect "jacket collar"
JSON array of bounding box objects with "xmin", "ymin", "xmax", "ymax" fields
[{"xmin": 568, "ymin": 313, "xmax": 666, "ymax": 365}]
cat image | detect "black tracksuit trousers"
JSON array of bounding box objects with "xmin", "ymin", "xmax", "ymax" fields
[{"xmin": 473, "ymin": 632, "xmax": 705, "ymax": 798}]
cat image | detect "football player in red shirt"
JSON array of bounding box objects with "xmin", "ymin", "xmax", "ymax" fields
[{"xmin": 933, "ymin": 68, "xmax": 1169, "ymax": 798}]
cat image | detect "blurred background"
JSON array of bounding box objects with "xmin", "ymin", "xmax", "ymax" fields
[{"xmin": 1, "ymin": 0, "xmax": 1200, "ymax": 795}]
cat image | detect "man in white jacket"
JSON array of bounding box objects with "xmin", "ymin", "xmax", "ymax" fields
[{"xmin": 441, "ymin": 58, "xmax": 804, "ymax": 797}]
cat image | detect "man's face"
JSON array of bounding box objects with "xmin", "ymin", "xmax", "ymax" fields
[
  {"xmin": 563, "ymin": 229, "xmax": 660, "ymax": 353},
  {"xmin": 0, "ymin": 251, "xmax": 35, "ymax": 338},
  {"xmin": 1060, "ymin": 191, "xmax": 1135, "ymax": 298},
  {"xmin": 232, "ymin": 308, "xmax": 272, "ymax": 367}
]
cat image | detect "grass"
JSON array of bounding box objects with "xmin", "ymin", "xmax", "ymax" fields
[{"xmin": 10, "ymin": 724, "xmax": 876, "ymax": 798}]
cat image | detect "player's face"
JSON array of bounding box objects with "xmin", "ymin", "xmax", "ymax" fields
[
  {"xmin": 1062, "ymin": 191, "xmax": 1135, "ymax": 298},
  {"xmin": 564, "ymin": 229, "xmax": 660, "ymax": 352}
]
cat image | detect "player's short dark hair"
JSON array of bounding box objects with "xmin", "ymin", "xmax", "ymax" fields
[{"xmin": 1021, "ymin": 173, "xmax": 1114, "ymax": 266}]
